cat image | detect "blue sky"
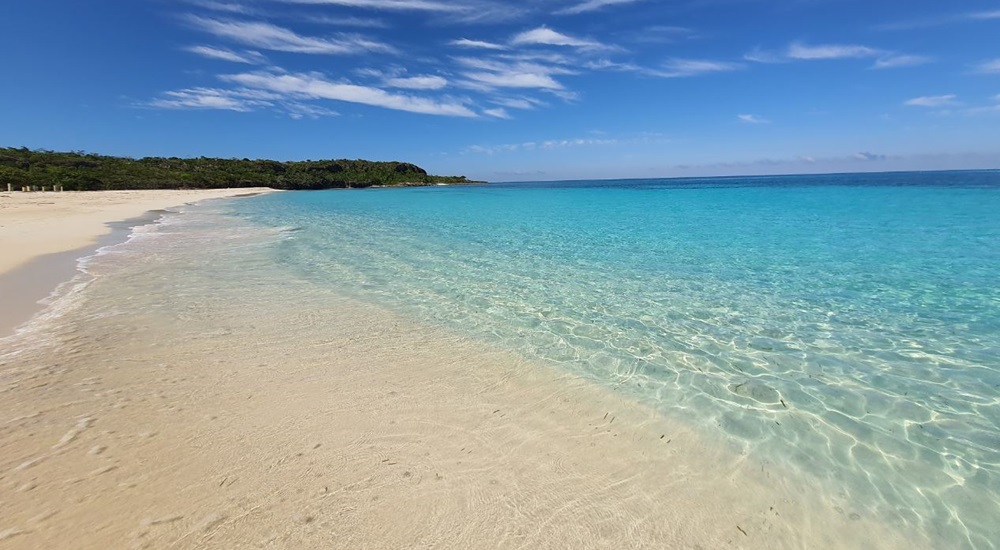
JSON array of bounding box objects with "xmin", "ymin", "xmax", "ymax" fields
[{"xmin": 1, "ymin": 0, "xmax": 999, "ymax": 181}]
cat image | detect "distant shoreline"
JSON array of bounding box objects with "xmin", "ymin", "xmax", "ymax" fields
[{"xmin": 1, "ymin": 147, "xmax": 481, "ymax": 191}]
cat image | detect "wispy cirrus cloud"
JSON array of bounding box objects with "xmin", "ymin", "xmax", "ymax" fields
[
  {"xmin": 904, "ymin": 94, "xmax": 958, "ymax": 107},
  {"xmin": 747, "ymin": 42, "xmax": 925, "ymax": 69},
  {"xmin": 973, "ymin": 59, "xmax": 1000, "ymax": 74},
  {"xmin": 787, "ymin": 42, "xmax": 880, "ymax": 60},
  {"xmin": 186, "ymin": 45, "xmax": 267, "ymax": 64},
  {"xmin": 854, "ymin": 152, "xmax": 887, "ymax": 161},
  {"xmin": 306, "ymin": 15, "xmax": 389, "ymax": 28},
  {"xmin": 511, "ymin": 27, "xmax": 608, "ymax": 50},
  {"xmin": 148, "ymin": 87, "xmax": 278, "ymax": 112},
  {"xmin": 962, "ymin": 94, "xmax": 1000, "ymax": 116},
  {"xmin": 555, "ymin": 0, "xmax": 644, "ymax": 16},
  {"xmin": 185, "ymin": 0, "xmax": 255, "ymax": 14},
  {"xmin": 876, "ymin": 9, "xmax": 1000, "ymax": 31},
  {"xmin": 385, "ymin": 75, "xmax": 448, "ymax": 90},
  {"xmin": 455, "ymin": 56, "xmax": 576, "ymax": 90},
  {"xmin": 187, "ymin": 15, "xmax": 395, "ymax": 54},
  {"xmin": 743, "ymin": 46, "xmax": 785, "ymax": 64},
  {"xmin": 737, "ymin": 114, "xmax": 769, "ymax": 124},
  {"xmin": 651, "ymin": 58, "xmax": 743, "ymax": 78},
  {"xmin": 450, "ymin": 38, "xmax": 507, "ymax": 50},
  {"xmin": 221, "ymin": 70, "xmax": 477, "ymax": 116},
  {"xmin": 482, "ymin": 107, "xmax": 510, "ymax": 119},
  {"xmin": 275, "ymin": 0, "xmax": 465, "ymax": 12},
  {"xmin": 872, "ymin": 54, "xmax": 932, "ymax": 69},
  {"xmin": 491, "ymin": 96, "xmax": 546, "ymax": 110},
  {"xmin": 462, "ymin": 71, "xmax": 564, "ymax": 90}
]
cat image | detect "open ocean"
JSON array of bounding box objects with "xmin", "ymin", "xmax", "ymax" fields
[{"xmin": 19, "ymin": 170, "xmax": 1000, "ymax": 547}]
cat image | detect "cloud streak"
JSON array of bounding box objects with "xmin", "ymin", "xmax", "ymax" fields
[
  {"xmin": 221, "ymin": 70, "xmax": 477, "ymax": 116},
  {"xmin": 904, "ymin": 95, "xmax": 957, "ymax": 107},
  {"xmin": 450, "ymin": 38, "xmax": 507, "ymax": 50},
  {"xmin": 974, "ymin": 59, "xmax": 1000, "ymax": 74},
  {"xmin": 186, "ymin": 45, "xmax": 267, "ymax": 64},
  {"xmin": 187, "ymin": 15, "xmax": 395, "ymax": 55},
  {"xmin": 276, "ymin": 0, "xmax": 464, "ymax": 12},
  {"xmin": 872, "ymin": 55, "xmax": 932, "ymax": 69},
  {"xmin": 652, "ymin": 59, "xmax": 743, "ymax": 78},
  {"xmin": 787, "ymin": 42, "xmax": 880, "ymax": 60},
  {"xmin": 555, "ymin": 0, "xmax": 644, "ymax": 15},
  {"xmin": 511, "ymin": 27, "xmax": 608, "ymax": 50},
  {"xmin": 737, "ymin": 114, "xmax": 769, "ymax": 124}
]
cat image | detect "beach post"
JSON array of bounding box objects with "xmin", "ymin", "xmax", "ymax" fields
[{"xmin": 6, "ymin": 183, "xmax": 10, "ymax": 192}]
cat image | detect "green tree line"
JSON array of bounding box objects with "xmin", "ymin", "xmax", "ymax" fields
[{"xmin": 0, "ymin": 147, "xmax": 478, "ymax": 190}]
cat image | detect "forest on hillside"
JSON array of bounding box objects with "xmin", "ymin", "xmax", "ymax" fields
[{"xmin": 0, "ymin": 147, "xmax": 477, "ymax": 190}]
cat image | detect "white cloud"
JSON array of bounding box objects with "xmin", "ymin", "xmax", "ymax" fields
[
  {"xmin": 555, "ymin": 0, "xmax": 644, "ymax": 15},
  {"xmin": 787, "ymin": 42, "xmax": 880, "ymax": 60},
  {"xmin": 149, "ymin": 87, "xmax": 276, "ymax": 111},
  {"xmin": 878, "ymin": 9, "xmax": 1000, "ymax": 30},
  {"xmin": 221, "ymin": 70, "xmax": 477, "ymax": 116},
  {"xmin": 276, "ymin": 0, "xmax": 464, "ymax": 11},
  {"xmin": 450, "ymin": 38, "xmax": 507, "ymax": 50},
  {"xmin": 628, "ymin": 25, "xmax": 695, "ymax": 44},
  {"xmin": 491, "ymin": 97, "xmax": 546, "ymax": 110},
  {"xmin": 854, "ymin": 152, "xmax": 886, "ymax": 161},
  {"xmin": 187, "ymin": 1, "xmax": 254, "ymax": 14},
  {"xmin": 483, "ymin": 107, "xmax": 511, "ymax": 118},
  {"xmin": 737, "ymin": 114, "xmax": 769, "ymax": 124},
  {"xmin": 186, "ymin": 45, "xmax": 266, "ymax": 64},
  {"xmin": 285, "ymin": 102, "xmax": 339, "ymax": 118},
  {"xmin": 511, "ymin": 27, "xmax": 606, "ymax": 49},
  {"xmin": 309, "ymin": 15, "xmax": 389, "ymax": 28},
  {"xmin": 970, "ymin": 10, "xmax": 1000, "ymax": 20},
  {"xmin": 385, "ymin": 75, "xmax": 448, "ymax": 90},
  {"xmin": 188, "ymin": 16, "xmax": 395, "ymax": 55},
  {"xmin": 904, "ymin": 94, "xmax": 957, "ymax": 107},
  {"xmin": 872, "ymin": 55, "xmax": 932, "ymax": 69},
  {"xmin": 743, "ymin": 47, "xmax": 784, "ymax": 64},
  {"xmin": 974, "ymin": 59, "xmax": 1000, "ymax": 74},
  {"xmin": 454, "ymin": 57, "xmax": 575, "ymax": 91},
  {"xmin": 463, "ymin": 71, "xmax": 563, "ymax": 89},
  {"xmin": 651, "ymin": 59, "xmax": 743, "ymax": 78}
]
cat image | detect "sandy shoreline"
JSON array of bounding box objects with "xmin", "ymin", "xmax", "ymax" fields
[
  {"xmin": 0, "ymin": 188, "xmax": 275, "ymax": 336},
  {"xmin": 0, "ymin": 188, "xmax": 275, "ymax": 275},
  {"xmin": 0, "ymin": 191, "xmax": 923, "ymax": 549}
]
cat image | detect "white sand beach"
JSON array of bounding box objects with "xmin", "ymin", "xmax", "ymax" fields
[{"xmin": 0, "ymin": 189, "xmax": 275, "ymax": 275}]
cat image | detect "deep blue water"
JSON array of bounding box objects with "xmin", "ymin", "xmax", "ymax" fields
[{"xmin": 237, "ymin": 171, "xmax": 1000, "ymax": 547}]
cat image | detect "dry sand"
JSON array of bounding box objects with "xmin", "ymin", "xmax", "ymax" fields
[{"xmin": 0, "ymin": 190, "xmax": 922, "ymax": 549}]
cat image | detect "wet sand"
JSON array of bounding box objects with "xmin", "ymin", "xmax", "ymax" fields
[{"xmin": 0, "ymin": 189, "xmax": 275, "ymax": 336}]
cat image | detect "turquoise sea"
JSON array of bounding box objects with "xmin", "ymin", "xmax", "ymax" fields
[
  {"xmin": 223, "ymin": 171, "xmax": 1000, "ymax": 548},
  {"xmin": 19, "ymin": 170, "xmax": 997, "ymax": 547}
]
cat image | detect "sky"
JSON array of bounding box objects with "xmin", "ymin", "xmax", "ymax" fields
[{"xmin": 1, "ymin": 0, "xmax": 999, "ymax": 181}]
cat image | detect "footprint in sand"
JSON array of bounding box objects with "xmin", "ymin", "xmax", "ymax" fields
[
  {"xmin": 0, "ymin": 528, "xmax": 25, "ymax": 541},
  {"xmin": 140, "ymin": 515, "xmax": 184, "ymax": 527},
  {"xmin": 52, "ymin": 417, "xmax": 94, "ymax": 450}
]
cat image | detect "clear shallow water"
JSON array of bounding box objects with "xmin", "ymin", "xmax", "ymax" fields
[
  {"xmin": 224, "ymin": 171, "xmax": 1000, "ymax": 548},
  {"xmin": 32, "ymin": 171, "xmax": 993, "ymax": 547}
]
